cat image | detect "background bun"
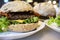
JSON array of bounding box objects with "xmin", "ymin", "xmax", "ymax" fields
[
  {"xmin": 1, "ymin": 1, "xmax": 33, "ymax": 12},
  {"xmin": 33, "ymin": 2, "xmax": 56, "ymax": 17}
]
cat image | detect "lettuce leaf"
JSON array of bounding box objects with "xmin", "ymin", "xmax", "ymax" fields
[
  {"xmin": 55, "ymin": 16, "xmax": 60, "ymax": 26},
  {"xmin": 48, "ymin": 16, "xmax": 60, "ymax": 27},
  {"xmin": 47, "ymin": 17, "xmax": 54, "ymax": 25}
]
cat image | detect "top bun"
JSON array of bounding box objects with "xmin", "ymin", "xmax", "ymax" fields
[
  {"xmin": 33, "ymin": 2, "xmax": 56, "ymax": 17},
  {"xmin": 1, "ymin": 1, "xmax": 33, "ymax": 12}
]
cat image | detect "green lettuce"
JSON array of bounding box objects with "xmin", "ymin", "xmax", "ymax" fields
[{"xmin": 48, "ymin": 16, "xmax": 60, "ymax": 27}]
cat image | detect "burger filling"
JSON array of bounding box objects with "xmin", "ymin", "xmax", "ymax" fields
[
  {"xmin": 7, "ymin": 11, "xmax": 35, "ymax": 20},
  {"xmin": 0, "ymin": 11, "xmax": 39, "ymax": 32}
]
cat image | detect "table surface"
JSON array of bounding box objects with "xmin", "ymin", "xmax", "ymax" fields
[{"xmin": 1, "ymin": 26, "xmax": 60, "ymax": 40}]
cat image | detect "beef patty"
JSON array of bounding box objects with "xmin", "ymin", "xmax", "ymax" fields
[{"xmin": 0, "ymin": 11, "xmax": 35, "ymax": 20}]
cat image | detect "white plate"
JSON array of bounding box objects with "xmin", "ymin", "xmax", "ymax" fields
[
  {"xmin": 45, "ymin": 20, "xmax": 60, "ymax": 32},
  {"xmin": 0, "ymin": 22, "xmax": 45, "ymax": 39}
]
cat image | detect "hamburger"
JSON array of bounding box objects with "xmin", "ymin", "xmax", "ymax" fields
[
  {"xmin": 33, "ymin": 2, "xmax": 56, "ymax": 19},
  {"xmin": 0, "ymin": 1, "xmax": 40, "ymax": 32}
]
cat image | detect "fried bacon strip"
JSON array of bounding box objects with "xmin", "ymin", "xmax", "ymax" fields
[{"xmin": 0, "ymin": 11, "xmax": 8, "ymax": 17}]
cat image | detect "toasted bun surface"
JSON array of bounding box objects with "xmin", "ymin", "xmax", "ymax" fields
[
  {"xmin": 8, "ymin": 23, "xmax": 38, "ymax": 32},
  {"xmin": 1, "ymin": 1, "xmax": 33, "ymax": 12}
]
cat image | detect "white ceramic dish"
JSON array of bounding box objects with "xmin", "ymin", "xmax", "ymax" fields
[
  {"xmin": 45, "ymin": 20, "xmax": 60, "ymax": 32},
  {"xmin": 0, "ymin": 22, "xmax": 45, "ymax": 39}
]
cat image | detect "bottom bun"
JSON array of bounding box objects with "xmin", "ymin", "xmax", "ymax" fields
[{"xmin": 8, "ymin": 21, "xmax": 41, "ymax": 32}]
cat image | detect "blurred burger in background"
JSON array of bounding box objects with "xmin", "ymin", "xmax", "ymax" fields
[
  {"xmin": 33, "ymin": 2, "xmax": 56, "ymax": 19},
  {"xmin": 0, "ymin": 1, "xmax": 41, "ymax": 32}
]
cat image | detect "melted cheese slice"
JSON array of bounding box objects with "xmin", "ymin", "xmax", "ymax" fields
[{"xmin": 14, "ymin": 20, "xmax": 24, "ymax": 23}]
